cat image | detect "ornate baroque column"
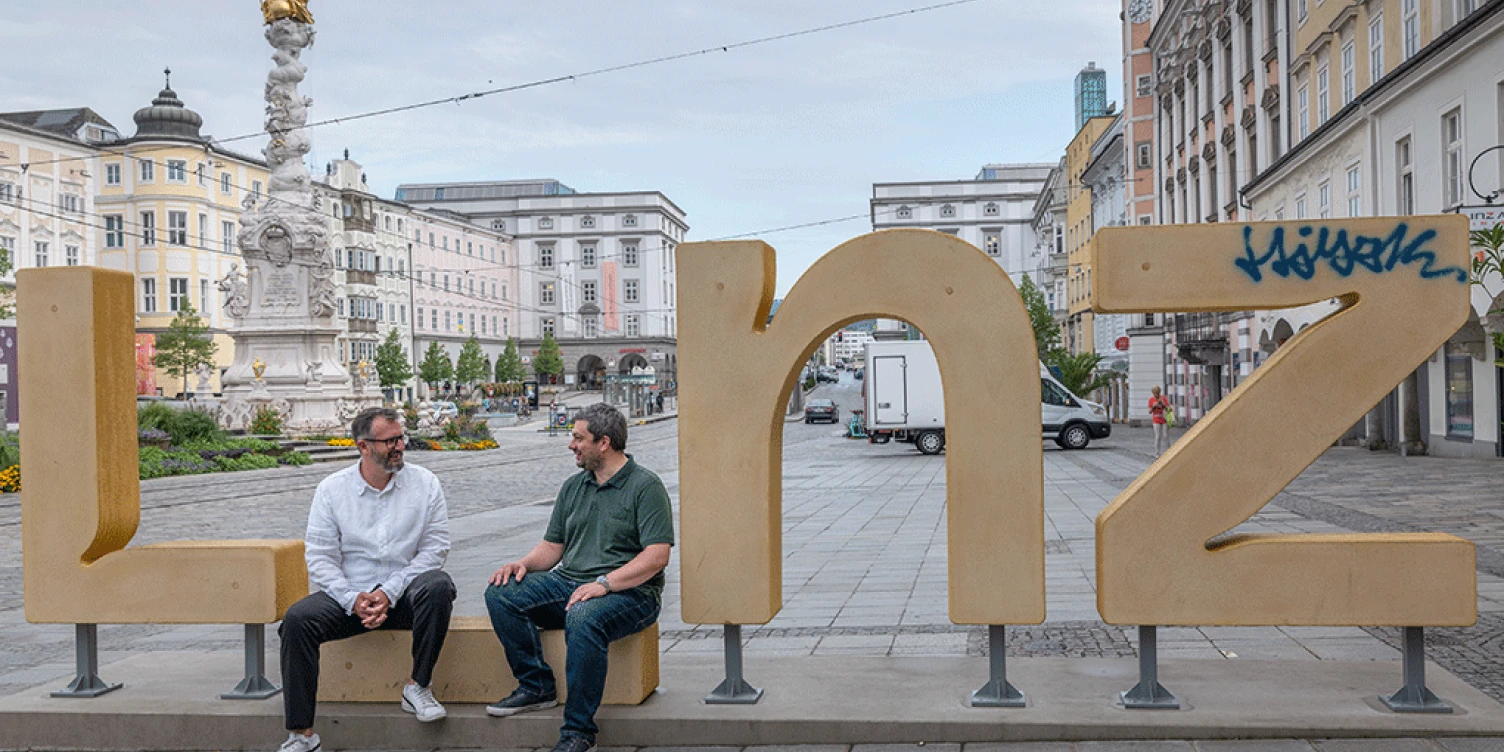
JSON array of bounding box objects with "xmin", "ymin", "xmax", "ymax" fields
[{"xmin": 218, "ymin": 1, "xmax": 376, "ymax": 433}]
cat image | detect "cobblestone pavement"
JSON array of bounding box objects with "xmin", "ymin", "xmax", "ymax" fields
[
  {"xmin": 173, "ymin": 742, "xmax": 1504, "ymax": 752},
  {"xmin": 1, "ymin": 374, "xmax": 1501, "ymax": 728}
]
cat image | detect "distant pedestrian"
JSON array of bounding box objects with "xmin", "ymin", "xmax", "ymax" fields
[
  {"xmin": 655, "ymin": 393, "xmax": 664, "ymax": 414},
  {"xmin": 1149, "ymin": 386, "xmax": 1171, "ymax": 458}
]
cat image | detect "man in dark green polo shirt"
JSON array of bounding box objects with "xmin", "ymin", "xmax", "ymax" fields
[{"xmin": 483, "ymin": 403, "xmax": 673, "ymax": 752}]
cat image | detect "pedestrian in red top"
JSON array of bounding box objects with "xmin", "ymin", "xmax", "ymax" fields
[{"xmin": 1148, "ymin": 386, "xmax": 1171, "ymax": 458}]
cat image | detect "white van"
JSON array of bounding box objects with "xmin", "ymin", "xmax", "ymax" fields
[{"xmin": 863, "ymin": 341, "xmax": 1111, "ymax": 454}]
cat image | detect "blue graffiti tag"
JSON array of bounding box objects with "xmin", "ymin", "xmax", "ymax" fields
[{"xmin": 1234, "ymin": 223, "xmax": 1469, "ymax": 284}]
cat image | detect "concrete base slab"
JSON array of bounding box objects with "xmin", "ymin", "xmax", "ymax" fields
[{"xmin": 1, "ymin": 652, "xmax": 1502, "ymax": 750}]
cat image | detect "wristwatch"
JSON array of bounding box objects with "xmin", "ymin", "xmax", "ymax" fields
[{"xmin": 595, "ymin": 575, "xmax": 612, "ymax": 592}]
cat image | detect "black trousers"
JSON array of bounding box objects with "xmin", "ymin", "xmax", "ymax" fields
[{"xmin": 279, "ymin": 569, "xmax": 456, "ymax": 730}]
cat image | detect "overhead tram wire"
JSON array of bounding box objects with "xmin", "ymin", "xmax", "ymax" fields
[{"xmin": 13, "ymin": 0, "xmax": 994, "ymax": 173}]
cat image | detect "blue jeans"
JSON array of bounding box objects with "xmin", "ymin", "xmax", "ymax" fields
[{"xmin": 484, "ymin": 571, "xmax": 660, "ymax": 741}]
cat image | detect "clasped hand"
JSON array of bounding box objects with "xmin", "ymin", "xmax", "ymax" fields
[{"xmin": 354, "ymin": 589, "xmax": 390, "ymax": 628}]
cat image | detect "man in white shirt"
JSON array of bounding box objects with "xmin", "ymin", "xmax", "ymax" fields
[{"xmin": 275, "ymin": 407, "xmax": 455, "ymax": 752}]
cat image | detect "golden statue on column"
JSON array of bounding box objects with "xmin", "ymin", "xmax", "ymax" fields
[{"xmin": 261, "ymin": 0, "xmax": 314, "ymax": 24}]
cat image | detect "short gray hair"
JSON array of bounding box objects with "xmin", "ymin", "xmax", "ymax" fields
[
  {"xmin": 576, "ymin": 403, "xmax": 627, "ymax": 451},
  {"xmin": 351, "ymin": 407, "xmax": 403, "ymax": 441}
]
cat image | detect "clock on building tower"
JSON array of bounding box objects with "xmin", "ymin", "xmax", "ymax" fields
[{"xmin": 1128, "ymin": 0, "xmax": 1153, "ymax": 24}]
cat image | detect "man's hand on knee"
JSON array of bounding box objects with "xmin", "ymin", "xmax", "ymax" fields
[
  {"xmin": 489, "ymin": 561, "xmax": 528, "ymax": 586},
  {"xmin": 565, "ymin": 580, "xmax": 609, "ymax": 610}
]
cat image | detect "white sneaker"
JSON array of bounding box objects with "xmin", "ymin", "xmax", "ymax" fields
[
  {"xmin": 278, "ymin": 732, "xmax": 320, "ymax": 752},
  {"xmin": 402, "ymin": 682, "xmax": 448, "ymax": 722}
]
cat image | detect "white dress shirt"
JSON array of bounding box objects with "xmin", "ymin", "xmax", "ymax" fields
[{"xmin": 305, "ymin": 461, "xmax": 450, "ymax": 613}]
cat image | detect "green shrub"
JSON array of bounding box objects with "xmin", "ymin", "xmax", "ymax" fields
[
  {"xmin": 0, "ymin": 432, "xmax": 19, "ymax": 471},
  {"xmin": 138, "ymin": 402, "xmax": 176, "ymax": 431},
  {"xmin": 157, "ymin": 407, "xmax": 223, "ymax": 445},
  {"xmin": 279, "ymin": 451, "xmax": 313, "ymax": 466},
  {"xmin": 249, "ymin": 406, "xmax": 283, "ymax": 436},
  {"xmin": 213, "ymin": 453, "xmax": 280, "ymax": 472}
]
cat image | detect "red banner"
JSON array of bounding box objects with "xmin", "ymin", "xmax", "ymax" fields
[
  {"xmin": 602, "ymin": 260, "xmax": 619, "ymax": 332},
  {"xmin": 134, "ymin": 334, "xmax": 158, "ymax": 395}
]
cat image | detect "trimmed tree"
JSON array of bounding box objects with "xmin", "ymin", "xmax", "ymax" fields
[
  {"xmin": 374, "ymin": 328, "xmax": 413, "ymax": 397},
  {"xmin": 152, "ymin": 303, "xmax": 218, "ymax": 398},
  {"xmin": 1018, "ymin": 273, "xmax": 1063, "ymax": 362},
  {"xmin": 495, "ymin": 337, "xmax": 526, "ymax": 384},
  {"xmin": 533, "ymin": 331, "xmax": 564, "ymax": 384},
  {"xmin": 417, "ymin": 341, "xmax": 453, "ymax": 393},
  {"xmin": 455, "ymin": 336, "xmax": 488, "ymax": 390}
]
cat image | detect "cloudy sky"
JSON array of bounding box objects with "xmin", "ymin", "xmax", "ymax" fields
[{"xmin": 3, "ymin": 0, "xmax": 1121, "ymax": 295}]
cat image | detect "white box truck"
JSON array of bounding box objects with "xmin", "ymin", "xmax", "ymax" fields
[{"xmin": 862, "ymin": 340, "xmax": 1111, "ymax": 454}]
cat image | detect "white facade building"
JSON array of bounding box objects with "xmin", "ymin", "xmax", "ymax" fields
[
  {"xmin": 870, "ymin": 163, "xmax": 1053, "ymax": 339},
  {"xmin": 397, "ymin": 180, "xmax": 685, "ymax": 388},
  {"xmin": 1080, "ymin": 115, "xmax": 1135, "ymax": 373}
]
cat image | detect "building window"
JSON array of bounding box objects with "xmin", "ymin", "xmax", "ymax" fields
[
  {"xmin": 622, "ymin": 214, "xmax": 637, "ymax": 227},
  {"xmin": 443, "ymin": 274, "xmax": 450, "ymax": 292},
  {"xmin": 140, "ymin": 211, "xmax": 156, "ymax": 245},
  {"xmin": 33, "ymin": 241, "xmax": 48, "ymax": 267},
  {"xmin": 580, "ymin": 216, "xmax": 596, "ymax": 228},
  {"xmin": 624, "ymin": 279, "xmax": 639, "ymax": 303},
  {"xmin": 622, "ymin": 243, "xmax": 639, "ymax": 267},
  {"xmin": 106, "ymin": 163, "xmax": 122, "ymax": 186},
  {"xmin": 400, "ymin": 304, "xmax": 407, "ymax": 324},
  {"xmin": 1296, "ymin": 84, "xmax": 1310, "ymax": 139},
  {"xmin": 431, "ymin": 308, "xmax": 438, "ymax": 330},
  {"xmin": 1269, "ymin": 112, "xmax": 1281, "ymax": 159},
  {"xmin": 444, "ymin": 310, "xmax": 452, "ymax": 331},
  {"xmin": 983, "ymin": 202, "xmax": 999, "ymax": 217},
  {"xmin": 105, "ymin": 215, "xmax": 125, "ymax": 248},
  {"xmin": 1443, "ymin": 109, "xmax": 1464, "ymax": 208},
  {"xmin": 540, "ymin": 282, "xmax": 555, "ymax": 305},
  {"xmin": 1346, "ymin": 166, "xmax": 1361, "ymax": 216},
  {"xmin": 1136, "ymin": 142, "xmax": 1152, "ymax": 169},
  {"xmin": 142, "ymin": 278, "xmax": 157, "ymax": 312},
  {"xmin": 583, "ymin": 280, "xmax": 597, "ymax": 304},
  {"xmin": 491, "ymin": 218, "xmax": 506, "ymax": 232},
  {"xmin": 221, "ymin": 173, "xmax": 232, "ymax": 194},
  {"xmin": 1340, "ymin": 41, "xmax": 1355, "ymax": 105},
  {"xmin": 415, "ymin": 307, "xmax": 425, "ymax": 330},
  {"xmin": 539, "ymin": 245, "xmax": 554, "ymax": 268},
  {"xmin": 201, "ymin": 278, "xmax": 209, "ymax": 308},
  {"xmin": 940, "ymin": 204, "xmax": 956, "ymax": 218},
  {"xmin": 542, "ymin": 317, "xmax": 555, "ymax": 337},
  {"xmin": 169, "ymin": 277, "xmax": 188, "ymax": 312},
  {"xmin": 1368, "ymin": 14, "xmax": 1384, "ymax": 85},
  {"xmin": 1318, "ymin": 181, "xmax": 1331, "ymax": 218},
  {"xmin": 501, "ymin": 283, "xmax": 508, "ymax": 300},
  {"xmin": 198, "ymin": 214, "xmax": 208, "ymax": 246},
  {"xmin": 1316, "ymin": 63, "xmax": 1330, "ymax": 124},
  {"xmin": 66, "ymin": 245, "xmax": 79, "ymax": 266},
  {"xmin": 1397, "ymin": 137, "xmax": 1415, "ymax": 214},
  {"xmin": 1295, "ymin": 193, "xmax": 1308, "ymax": 219},
  {"xmin": 896, "ymin": 205, "xmax": 912, "ymax": 220},
  {"xmin": 1456, "ymin": 0, "xmax": 1477, "ymax": 20},
  {"xmin": 1136, "ymin": 74, "xmax": 1153, "ymax": 98},
  {"xmin": 1297, "ymin": 0, "xmax": 1307, "ymax": 22},
  {"xmin": 539, "ymin": 217, "xmax": 554, "ymax": 230},
  {"xmin": 625, "ymin": 314, "xmax": 640, "ymax": 337},
  {"xmin": 166, "ymin": 160, "xmax": 187, "ymax": 182},
  {"xmin": 168, "ymin": 211, "xmax": 188, "ymax": 246},
  {"xmin": 0, "ymin": 182, "xmax": 12, "ymax": 204},
  {"xmin": 583, "ymin": 316, "xmax": 598, "ymax": 338},
  {"xmin": 196, "ymin": 163, "xmax": 207, "ymax": 186},
  {"xmin": 581, "ymin": 245, "xmax": 596, "ymax": 268},
  {"xmin": 1403, "ymin": 0, "xmax": 1419, "ymax": 59},
  {"xmin": 983, "ymin": 231, "xmax": 1001, "ymax": 256},
  {"xmin": 1444, "ymin": 341, "xmax": 1474, "ymax": 438},
  {"xmin": 1266, "ymin": 0, "xmax": 1280, "ymax": 52},
  {"xmin": 467, "ymin": 241, "xmax": 473, "ymax": 256},
  {"xmin": 223, "ymin": 220, "xmax": 236, "ymax": 253},
  {"xmin": 139, "ymin": 158, "xmax": 154, "ymax": 183}
]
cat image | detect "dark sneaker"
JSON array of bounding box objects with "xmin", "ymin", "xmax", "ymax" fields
[
  {"xmin": 485, "ymin": 687, "xmax": 558, "ymax": 717},
  {"xmin": 550, "ymin": 736, "xmax": 595, "ymax": 752}
]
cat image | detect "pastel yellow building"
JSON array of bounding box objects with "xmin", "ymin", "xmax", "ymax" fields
[
  {"xmin": 1064, "ymin": 115, "xmax": 1114, "ymax": 355},
  {"xmin": 1289, "ymin": 0, "xmax": 1483, "ymax": 146},
  {"xmin": 95, "ymin": 74, "xmax": 268, "ymax": 397}
]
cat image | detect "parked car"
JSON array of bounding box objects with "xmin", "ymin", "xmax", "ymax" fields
[
  {"xmin": 431, "ymin": 401, "xmax": 459, "ymax": 419},
  {"xmin": 804, "ymin": 398, "xmax": 840, "ymax": 424},
  {"xmin": 816, "ymin": 367, "xmax": 840, "ymax": 384}
]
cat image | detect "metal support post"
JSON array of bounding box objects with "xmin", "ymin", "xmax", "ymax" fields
[
  {"xmin": 1120, "ymin": 625, "xmax": 1179, "ymax": 709},
  {"xmin": 704, "ymin": 624, "xmax": 762, "ymax": 704},
  {"xmin": 222, "ymin": 624, "xmax": 281, "ymax": 700},
  {"xmin": 970, "ymin": 624, "xmax": 1025, "ymax": 707},
  {"xmin": 1382, "ymin": 626, "xmax": 1452, "ymax": 713},
  {"xmin": 52, "ymin": 624, "xmax": 122, "ymax": 698}
]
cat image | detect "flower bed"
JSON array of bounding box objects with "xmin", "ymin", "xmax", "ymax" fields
[
  {"xmin": 326, "ymin": 438, "xmax": 355, "ymax": 447},
  {"xmin": 139, "ymin": 437, "xmax": 311, "ymax": 480},
  {"xmin": 407, "ymin": 437, "xmax": 498, "ymax": 451}
]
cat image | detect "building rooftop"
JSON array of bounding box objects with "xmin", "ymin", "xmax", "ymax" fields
[{"xmin": 0, "ymin": 107, "xmax": 119, "ymax": 144}]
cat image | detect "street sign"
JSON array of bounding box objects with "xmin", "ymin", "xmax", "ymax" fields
[
  {"xmin": 1456, "ymin": 204, "xmax": 1503, "ymax": 231},
  {"xmin": 1115, "ymin": 336, "xmax": 1130, "ymax": 351}
]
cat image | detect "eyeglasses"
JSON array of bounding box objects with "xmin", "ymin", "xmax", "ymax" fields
[{"xmin": 362, "ymin": 433, "xmax": 409, "ymax": 448}]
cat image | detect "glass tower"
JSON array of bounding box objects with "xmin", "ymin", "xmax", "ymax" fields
[{"xmin": 1074, "ymin": 61, "xmax": 1108, "ymax": 131}]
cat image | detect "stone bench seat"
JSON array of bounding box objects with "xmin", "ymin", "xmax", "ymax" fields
[{"xmin": 318, "ymin": 616, "xmax": 658, "ymax": 705}]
